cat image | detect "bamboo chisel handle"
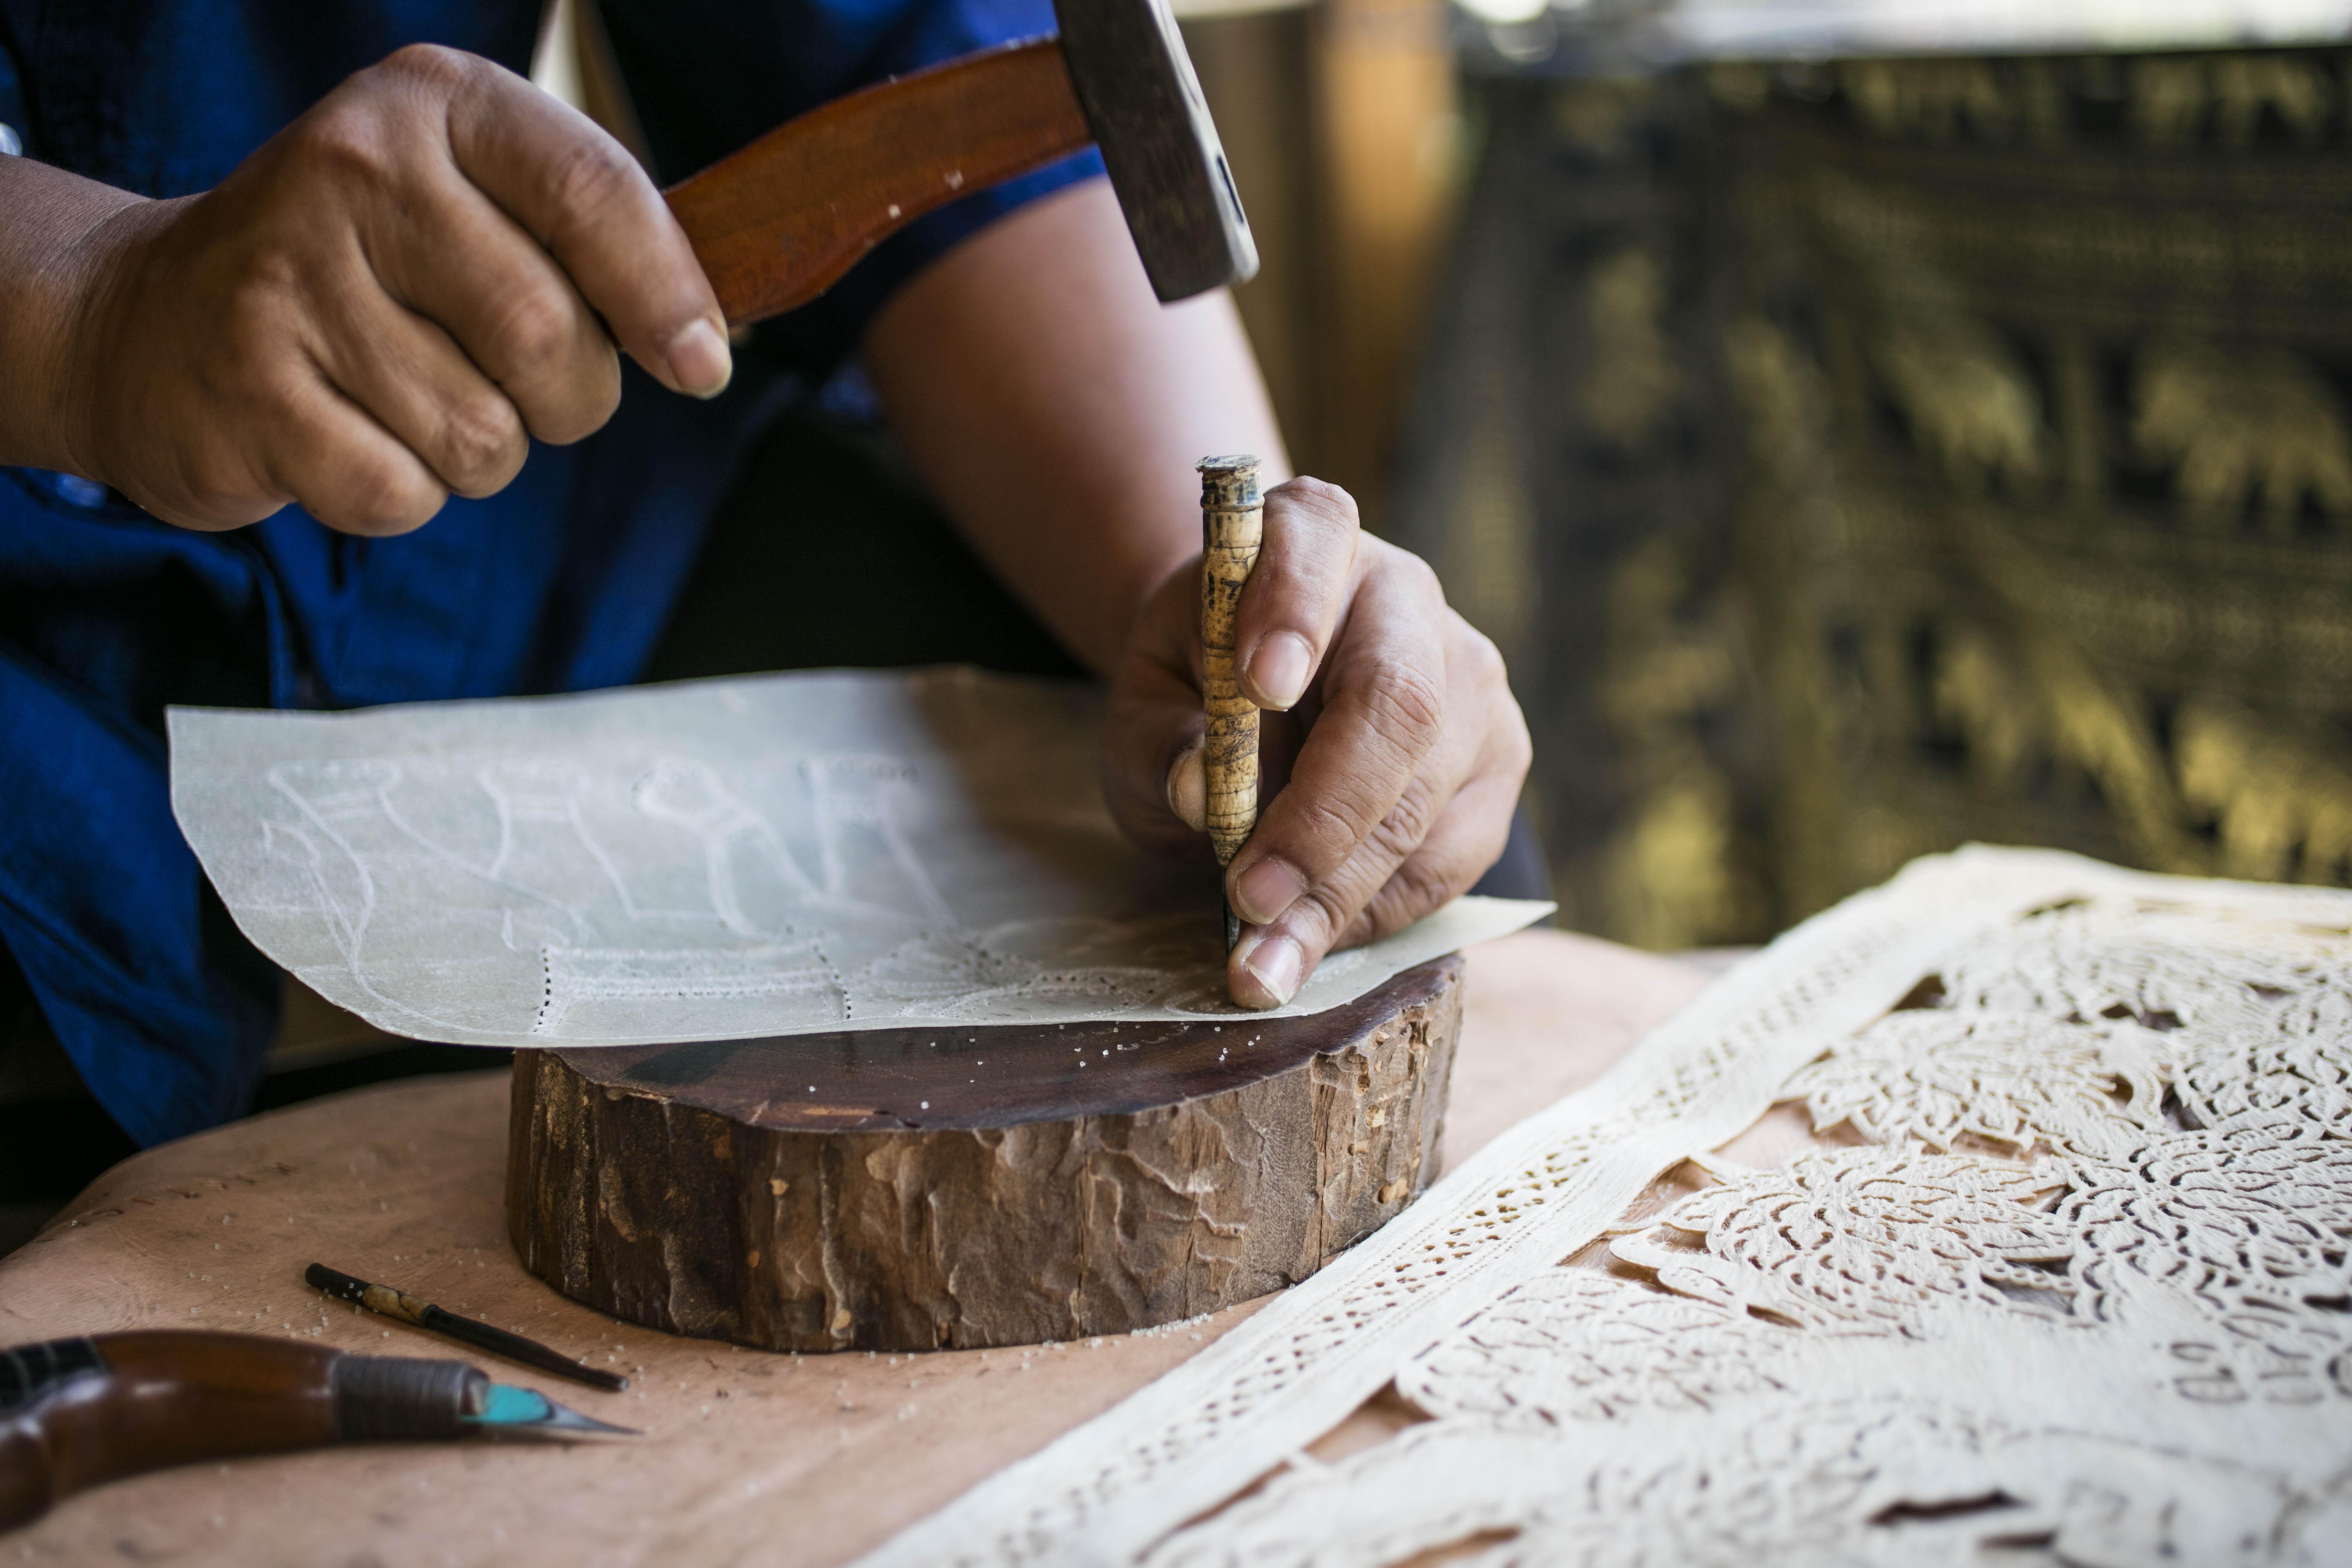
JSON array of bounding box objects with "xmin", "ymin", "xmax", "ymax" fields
[
  {"xmin": 664, "ymin": 38, "xmax": 1093, "ymax": 327},
  {"xmin": 1199, "ymin": 456, "xmax": 1263, "ymax": 950}
]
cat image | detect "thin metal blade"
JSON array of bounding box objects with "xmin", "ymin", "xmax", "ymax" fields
[{"xmin": 463, "ymin": 1383, "xmax": 640, "ymax": 1442}]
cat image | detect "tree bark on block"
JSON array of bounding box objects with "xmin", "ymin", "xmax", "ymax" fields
[{"xmin": 507, "ymin": 955, "xmax": 1463, "ymax": 1352}]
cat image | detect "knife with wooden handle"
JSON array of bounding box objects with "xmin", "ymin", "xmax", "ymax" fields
[{"xmin": 0, "ymin": 1331, "xmax": 633, "ymax": 1532}]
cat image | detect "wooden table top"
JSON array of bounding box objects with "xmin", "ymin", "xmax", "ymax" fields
[{"xmin": 0, "ymin": 930, "xmax": 1712, "ymax": 1568}]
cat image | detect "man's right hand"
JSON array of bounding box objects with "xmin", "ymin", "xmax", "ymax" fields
[{"xmin": 0, "ymin": 45, "xmax": 731, "ymax": 534}]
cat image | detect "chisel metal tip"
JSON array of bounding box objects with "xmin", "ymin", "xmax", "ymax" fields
[{"xmin": 466, "ymin": 1383, "xmax": 641, "ymax": 1442}]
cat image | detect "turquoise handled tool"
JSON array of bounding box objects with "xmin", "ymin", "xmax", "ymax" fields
[{"xmin": 0, "ymin": 1331, "xmax": 634, "ymax": 1532}]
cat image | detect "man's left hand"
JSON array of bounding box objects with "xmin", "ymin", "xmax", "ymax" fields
[{"xmin": 1103, "ymin": 477, "xmax": 1533, "ymax": 1008}]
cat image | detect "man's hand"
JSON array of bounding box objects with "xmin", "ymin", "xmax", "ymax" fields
[
  {"xmin": 1104, "ymin": 478, "xmax": 1533, "ymax": 1009},
  {"xmin": 860, "ymin": 185, "xmax": 1528, "ymax": 1012},
  {"xmin": 6, "ymin": 45, "xmax": 730, "ymax": 533}
]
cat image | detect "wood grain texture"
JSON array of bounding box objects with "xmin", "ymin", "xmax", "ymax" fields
[
  {"xmin": 664, "ymin": 38, "xmax": 1093, "ymax": 326},
  {"xmin": 0, "ymin": 931, "xmax": 1712, "ymax": 1568},
  {"xmin": 507, "ymin": 955, "xmax": 1461, "ymax": 1352},
  {"xmin": 1198, "ymin": 456, "xmax": 1264, "ymax": 868}
]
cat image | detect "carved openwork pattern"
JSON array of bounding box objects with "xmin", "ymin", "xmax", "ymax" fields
[{"xmin": 863, "ymin": 848, "xmax": 2352, "ymax": 1566}]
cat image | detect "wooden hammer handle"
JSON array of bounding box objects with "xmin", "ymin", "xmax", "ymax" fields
[{"xmin": 665, "ymin": 37, "xmax": 1094, "ymax": 327}]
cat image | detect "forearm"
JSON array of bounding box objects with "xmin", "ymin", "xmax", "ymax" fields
[
  {"xmin": 862, "ymin": 176, "xmax": 1287, "ymax": 675},
  {"xmin": 0, "ymin": 157, "xmax": 144, "ymax": 475}
]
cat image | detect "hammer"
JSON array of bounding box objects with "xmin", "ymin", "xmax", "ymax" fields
[{"xmin": 661, "ymin": 0, "xmax": 1257, "ymax": 323}]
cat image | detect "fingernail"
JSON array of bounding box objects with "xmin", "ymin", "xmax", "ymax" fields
[
  {"xmin": 1233, "ymin": 857, "xmax": 1305, "ymax": 925},
  {"xmin": 666, "ymin": 318, "xmax": 733, "ymax": 399},
  {"xmin": 1246, "ymin": 632, "xmax": 1314, "ymax": 711},
  {"xmin": 1166, "ymin": 744, "xmax": 1207, "ymax": 833},
  {"xmin": 1240, "ymin": 934, "xmax": 1304, "ymax": 1006}
]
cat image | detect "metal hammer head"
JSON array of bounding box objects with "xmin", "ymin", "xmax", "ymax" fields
[{"xmin": 1052, "ymin": 0, "xmax": 1260, "ymax": 302}]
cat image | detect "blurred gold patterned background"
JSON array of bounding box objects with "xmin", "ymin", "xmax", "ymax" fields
[{"xmin": 1394, "ymin": 43, "xmax": 2352, "ymax": 948}]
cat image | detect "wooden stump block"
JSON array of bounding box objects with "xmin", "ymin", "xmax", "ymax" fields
[{"xmin": 507, "ymin": 955, "xmax": 1463, "ymax": 1352}]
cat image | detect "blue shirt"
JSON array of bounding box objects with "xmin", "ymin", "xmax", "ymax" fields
[{"xmin": 0, "ymin": 1, "xmax": 1102, "ymax": 1144}]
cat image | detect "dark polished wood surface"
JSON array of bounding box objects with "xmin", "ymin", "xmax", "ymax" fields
[
  {"xmin": 513, "ymin": 957, "xmax": 1466, "ymax": 1350},
  {"xmin": 552, "ymin": 955, "xmax": 1461, "ymax": 1133}
]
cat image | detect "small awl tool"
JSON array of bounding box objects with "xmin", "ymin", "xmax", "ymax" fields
[
  {"xmin": 306, "ymin": 1262, "xmax": 626, "ymax": 1391},
  {"xmin": 0, "ymin": 1331, "xmax": 634, "ymax": 1531}
]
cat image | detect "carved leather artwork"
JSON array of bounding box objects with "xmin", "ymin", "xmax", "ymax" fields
[{"xmin": 867, "ymin": 846, "xmax": 2352, "ymax": 1566}]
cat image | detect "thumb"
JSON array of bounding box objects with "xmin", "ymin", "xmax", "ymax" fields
[
  {"xmin": 1101, "ymin": 651, "xmax": 1213, "ymax": 861},
  {"xmin": 1165, "ymin": 743, "xmax": 1208, "ymax": 834},
  {"xmin": 1101, "ymin": 563, "xmax": 1216, "ymax": 862}
]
